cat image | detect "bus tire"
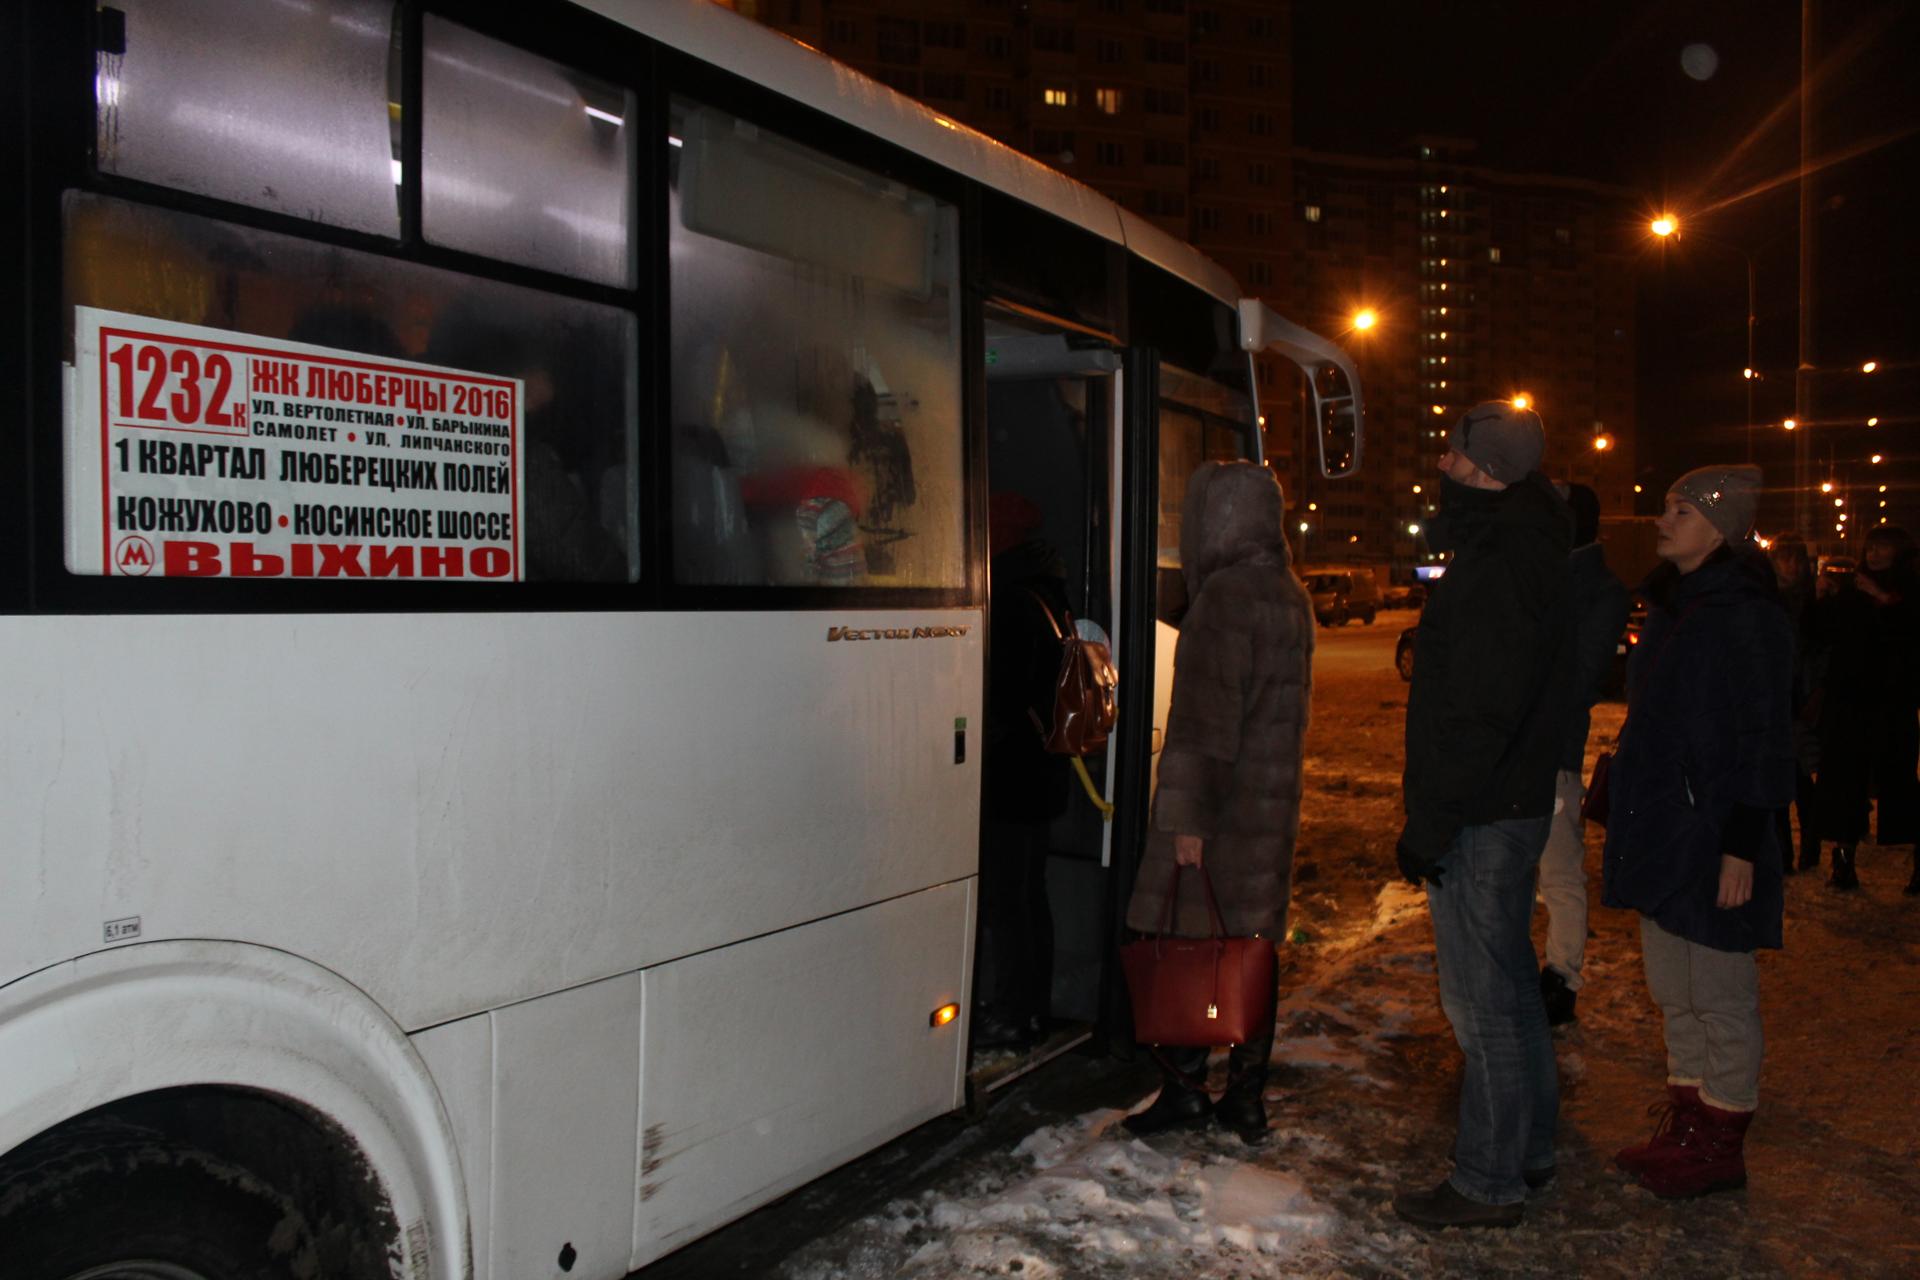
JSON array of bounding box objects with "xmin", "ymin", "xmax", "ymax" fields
[{"xmin": 0, "ymin": 1117, "xmax": 319, "ymax": 1280}]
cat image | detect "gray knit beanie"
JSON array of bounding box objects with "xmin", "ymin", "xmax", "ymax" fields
[
  {"xmin": 1668, "ymin": 464, "xmax": 1762, "ymax": 544},
  {"xmin": 1448, "ymin": 401, "xmax": 1545, "ymax": 484}
]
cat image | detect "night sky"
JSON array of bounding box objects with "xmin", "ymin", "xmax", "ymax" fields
[{"xmin": 1294, "ymin": 0, "xmax": 1920, "ymax": 533}]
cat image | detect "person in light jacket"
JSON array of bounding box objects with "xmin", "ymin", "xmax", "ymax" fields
[
  {"xmin": 1122, "ymin": 461, "xmax": 1314, "ymax": 1145},
  {"xmin": 1604, "ymin": 465, "xmax": 1793, "ymax": 1200}
]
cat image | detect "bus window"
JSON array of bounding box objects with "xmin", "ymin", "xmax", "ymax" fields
[
  {"xmin": 422, "ymin": 18, "xmax": 635, "ymax": 288},
  {"xmin": 62, "ymin": 194, "xmax": 637, "ymax": 584},
  {"xmin": 95, "ymin": 0, "xmax": 401, "ymax": 238},
  {"xmin": 1156, "ymin": 361, "xmax": 1252, "ymax": 595},
  {"xmin": 667, "ymin": 99, "xmax": 965, "ymax": 590}
]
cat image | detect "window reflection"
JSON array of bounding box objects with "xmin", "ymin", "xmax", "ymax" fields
[{"xmin": 667, "ymin": 100, "xmax": 965, "ymax": 589}]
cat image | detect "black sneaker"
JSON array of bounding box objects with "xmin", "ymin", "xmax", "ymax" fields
[
  {"xmin": 1392, "ymin": 1178, "xmax": 1524, "ymax": 1229},
  {"xmin": 1122, "ymin": 1085, "xmax": 1212, "ymax": 1137},
  {"xmin": 1539, "ymin": 967, "xmax": 1577, "ymax": 1027}
]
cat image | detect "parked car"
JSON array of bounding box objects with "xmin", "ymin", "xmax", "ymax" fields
[{"xmin": 1304, "ymin": 568, "xmax": 1382, "ymax": 626}]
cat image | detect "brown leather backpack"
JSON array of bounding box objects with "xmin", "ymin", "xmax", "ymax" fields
[{"xmin": 1024, "ymin": 590, "xmax": 1118, "ymax": 757}]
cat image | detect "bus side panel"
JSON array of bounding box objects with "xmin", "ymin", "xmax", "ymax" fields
[
  {"xmin": 629, "ymin": 879, "xmax": 973, "ymax": 1271},
  {"xmin": 410, "ymin": 1014, "xmax": 494, "ymax": 1280},
  {"xmin": 0, "ymin": 610, "xmax": 981, "ymax": 1029},
  {"xmin": 489, "ymin": 973, "xmax": 642, "ymax": 1280}
]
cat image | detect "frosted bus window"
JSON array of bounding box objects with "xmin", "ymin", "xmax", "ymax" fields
[
  {"xmin": 423, "ymin": 19, "xmax": 634, "ymax": 287},
  {"xmin": 668, "ymin": 100, "xmax": 965, "ymax": 589},
  {"xmin": 95, "ymin": 0, "xmax": 400, "ymax": 238},
  {"xmin": 62, "ymin": 194, "xmax": 637, "ymax": 584}
]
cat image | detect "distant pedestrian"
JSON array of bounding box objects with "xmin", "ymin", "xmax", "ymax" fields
[
  {"xmin": 1603, "ymin": 465, "xmax": 1793, "ymax": 1200},
  {"xmin": 1391, "ymin": 402, "xmax": 1573, "ymax": 1229},
  {"xmin": 1123, "ymin": 462, "xmax": 1314, "ymax": 1145},
  {"xmin": 1768, "ymin": 536, "xmax": 1823, "ymax": 874},
  {"xmin": 1809, "ymin": 524, "xmax": 1918, "ymax": 888},
  {"xmin": 1536, "ymin": 483, "xmax": 1630, "ymax": 1026}
]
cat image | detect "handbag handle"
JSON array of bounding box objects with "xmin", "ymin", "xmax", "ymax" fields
[{"xmin": 1159, "ymin": 863, "xmax": 1228, "ymax": 939}]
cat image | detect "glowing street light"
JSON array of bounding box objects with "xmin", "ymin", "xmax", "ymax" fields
[
  {"xmin": 1862, "ymin": 360, "xmax": 1879, "ymax": 373},
  {"xmin": 1431, "ymin": 404, "xmax": 1446, "ymax": 415},
  {"xmin": 1592, "ymin": 434, "xmax": 1613, "ymax": 452},
  {"xmin": 1834, "ymin": 497, "xmax": 1845, "ymax": 508},
  {"xmin": 1821, "ymin": 481, "xmax": 1834, "ymax": 493},
  {"xmin": 1742, "ymin": 367, "xmax": 1756, "ymax": 380},
  {"xmin": 1298, "ymin": 521, "xmax": 1309, "ymax": 533},
  {"xmin": 1651, "ymin": 215, "xmax": 1678, "ymax": 238},
  {"xmin": 1872, "ymin": 454, "xmax": 1884, "ymax": 465},
  {"xmin": 1511, "ymin": 392, "xmax": 1533, "ymax": 410},
  {"xmin": 1868, "ymin": 417, "xmax": 1881, "ymax": 427},
  {"xmin": 1411, "ymin": 483, "xmax": 1423, "ymax": 494},
  {"xmin": 1783, "ymin": 418, "xmax": 1798, "ymax": 431},
  {"xmin": 1352, "ymin": 308, "xmax": 1379, "ymax": 332},
  {"xmin": 1408, "ymin": 523, "xmax": 1423, "ymax": 536}
]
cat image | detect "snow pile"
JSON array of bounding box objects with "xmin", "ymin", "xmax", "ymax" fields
[{"xmin": 789, "ymin": 1110, "xmax": 1337, "ymax": 1278}]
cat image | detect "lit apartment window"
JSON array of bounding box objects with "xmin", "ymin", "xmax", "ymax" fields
[
  {"xmin": 1488, "ymin": 246, "xmax": 1502, "ymax": 263},
  {"xmin": 1303, "ymin": 204, "xmax": 1322, "ymax": 223},
  {"xmin": 1095, "ymin": 87, "xmax": 1122, "ymax": 114},
  {"xmin": 1042, "ymin": 86, "xmax": 1073, "ymax": 107}
]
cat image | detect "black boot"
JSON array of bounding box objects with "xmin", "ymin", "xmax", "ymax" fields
[
  {"xmin": 1829, "ymin": 843, "xmax": 1860, "ymax": 890},
  {"xmin": 1214, "ymin": 1042, "xmax": 1271, "ymax": 1144},
  {"xmin": 1539, "ymin": 966, "xmax": 1577, "ymax": 1027},
  {"xmin": 1124, "ymin": 1048, "xmax": 1212, "ymax": 1137},
  {"xmin": 1123, "ymin": 1080, "xmax": 1211, "ymax": 1136}
]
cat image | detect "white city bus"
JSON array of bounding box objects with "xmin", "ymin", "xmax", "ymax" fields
[{"xmin": 0, "ymin": 2, "xmax": 1363, "ymax": 1276}]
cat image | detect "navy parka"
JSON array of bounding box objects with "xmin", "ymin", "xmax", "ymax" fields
[{"xmin": 1602, "ymin": 546, "xmax": 1795, "ymax": 951}]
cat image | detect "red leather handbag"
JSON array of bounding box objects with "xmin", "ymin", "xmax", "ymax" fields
[{"xmin": 1120, "ymin": 866, "xmax": 1276, "ymax": 1047}]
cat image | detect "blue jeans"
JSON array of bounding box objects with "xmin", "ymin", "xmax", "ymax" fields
[{"xmin": 1425, "ymin": 815, "xmax": 1558, "ymax": 1205}]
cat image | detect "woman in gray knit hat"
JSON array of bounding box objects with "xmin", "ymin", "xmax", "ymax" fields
[{"xmin": 1600, "ymin": 464, "xmax": 1795, "ymax": 1199}]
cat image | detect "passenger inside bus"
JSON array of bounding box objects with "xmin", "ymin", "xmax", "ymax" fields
[
  {"xmin": 975, "ymin": 492, "xmax": 1072, "ymax": 1048},
  {"xmin": 424, "ymin": 305, "xmax": 628, "ymax": 583}
]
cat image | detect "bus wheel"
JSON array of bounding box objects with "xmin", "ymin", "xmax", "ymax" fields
[{"xmin": 0, "ymin": 1117, "xmax": 317, "ymax": 1280}]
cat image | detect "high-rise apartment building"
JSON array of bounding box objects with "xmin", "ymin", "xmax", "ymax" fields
[{"xmin": 1292, "ymin": 138, "xmax": 1639, "ymax": 564}]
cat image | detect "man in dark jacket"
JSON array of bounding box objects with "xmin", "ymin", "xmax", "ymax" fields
[
  {"xmin": 1393, "ymin": 401, "xmax": 1573, "ymax": 1230},
  {"xmin": 1536, "ymin": 484, "xmax": 1631, "ymax": 1025}
]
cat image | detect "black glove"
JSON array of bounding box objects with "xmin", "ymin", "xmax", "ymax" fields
[{"xmin": 1396, "ymin": 837, "xmax": 1446, "ymax": 888}]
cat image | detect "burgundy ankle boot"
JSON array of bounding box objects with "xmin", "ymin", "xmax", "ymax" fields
[
  {"xmin": 1614, "ymin": 1083, "xmax": 1701, "ymax": 1175},
  {"xmin": 1634, "ymin": 1099, "xmax": 1753, "ymax": 1199}
]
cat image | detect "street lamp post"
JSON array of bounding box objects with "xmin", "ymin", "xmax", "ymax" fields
[{"xmin": 1652, "ymin": 215, "xmax": 1759, "ymax": 461}]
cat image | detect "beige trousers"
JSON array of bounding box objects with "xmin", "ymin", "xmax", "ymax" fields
[
  {"xmin": 1639, "ymin": 916, "xmax": 1763, "ymax": 1111},
  {"xmin": 1536, "ymin": 769, "xmax": 1589, "ymax": 988}
]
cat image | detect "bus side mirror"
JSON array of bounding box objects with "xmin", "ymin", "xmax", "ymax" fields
[{"xmin": 1236, "ymin": 299, "xmax": 1365, "ymax": 480}]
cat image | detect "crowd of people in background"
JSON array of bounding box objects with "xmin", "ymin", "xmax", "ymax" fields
[{"xmin": 1769, "ymin": 526, "xmax": 1920, "ymax": 894}]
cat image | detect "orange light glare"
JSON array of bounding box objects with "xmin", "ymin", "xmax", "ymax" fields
[
  {"xmin": 1868, "ymin": 417, "xmax": 1880, "ymax": 427},
  {"xmin": 1862, "ymin": 360, "xmax": 1879, "ymax": 373},
  {"xmin": 1821, "ymin": 482, "xmax": 1834, "ymax": 493},
  {"xmin": 1651, "ymin": 215, "xmax": 1678, "ymax": 237},
  {"xmin": 1593, "ymin": 434, "xmax": 1613, "ymax": 452},
  {"xmin": 1784, "ymin": 419, "xmax": 1798, "ymax": 431},
  {"xmin": 931, "ymin": 1003, "xmax": 960, "ymax": 1028},
  {"xmin": 1872, "ymin": 454, "xmax": 1884, "ymax": 465},
  {"xmin": 1353, "ymin": 308, "xmax": 1379, "ymax": 331},
  {"xmin": 1511, "ymin": 393, "xmax": 1533, "ymax": 410}
]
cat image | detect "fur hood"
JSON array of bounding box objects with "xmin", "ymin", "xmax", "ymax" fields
[{"xmin": 1180, "ymin": 461, "xmax": 1291, "ymax": 601}]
